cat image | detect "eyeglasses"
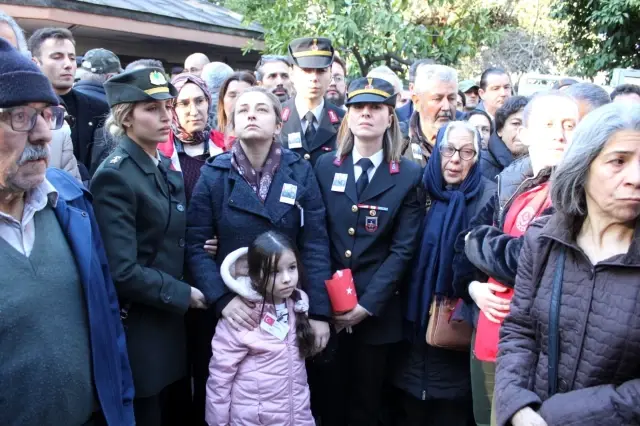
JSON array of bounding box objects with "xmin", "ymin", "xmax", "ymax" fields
[
  {"xmin": 331, "ymin": 75, "xmax": 345, "ymax": 83},
  {"xmin": 439, "ymin": 144, "xmax": 476, "ymax": 160},
  {"xmin": 0, "ymin": 105, "xmax": 66, "ymax": 132}
]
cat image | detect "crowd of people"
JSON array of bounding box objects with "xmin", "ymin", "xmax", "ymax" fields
[{"xmin": 1, "ymin": 9, "xmax": 640, "ymax": 426}]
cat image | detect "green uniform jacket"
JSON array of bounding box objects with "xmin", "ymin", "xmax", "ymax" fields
[{"xmin": 91, "ymin": 136, "xmax": 191, "ymax": 398}]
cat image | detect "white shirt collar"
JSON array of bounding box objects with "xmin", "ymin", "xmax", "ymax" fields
[
  {"xmin": 352, "ymin": 146, "xmax": 384, "ymax": 171},
  {"xmin": 147, "ymin": 150, "xmax": 160, "ymax": 166},
  {"xmin": 295, "ymin": 97, "xmax": 325, "ymax": 124},
  {"xmin": 0, "ymin": 177, "xmax": 58, "ymax": 224}
]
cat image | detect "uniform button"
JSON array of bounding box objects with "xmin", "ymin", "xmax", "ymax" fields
[
  {"xmin": 351, "ymin": 205, "xmax": 358, "ymax": 213},
  {"xmin": 304, "ymin": 153, "xmax": 311, "ymax": 160},
  {"xmin": 345, "ymin": 250, "xmax": 352, "ymax": 258},
  {"xmin": 177, "ymin": 204, "xmax": 185, "ymax": 212},
  {"xmin": 369, "ymin": 210, "xmax": 377, "ymax": 217},
  {"xmin": 161, "ymin": 294, "xmax": 172, "ymax": 303},
  {"xmin": 348, "ymin": 227, "xmax": 355, "ymax": 236},
  {"xmin": 178, "ymin": 238, "xmax": 185, "ymax": 248}
]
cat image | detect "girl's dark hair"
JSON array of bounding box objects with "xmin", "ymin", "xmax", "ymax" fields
[
  {"xmin": 217, "ymin": 71, "xmax": 257, "ymax": 132},
  {"xmin": 247, "ymin": 231, "xmax": 315, "ymax": 358}
]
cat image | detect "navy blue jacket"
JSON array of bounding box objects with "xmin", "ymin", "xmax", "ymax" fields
[
  {"xmin": 46, "ymin": 168, "xmax": 134, "ymax": 425},
  {"xmin": 314, "ymin": 153, "xmax": 423, "ymax": 344},
  {"xmin": 74, "ymin": 80, "xmax": 108, "ymax": 104},
  {"xmin": 186, "ymin": 149, "xmax": 332, "ymax": 318}
]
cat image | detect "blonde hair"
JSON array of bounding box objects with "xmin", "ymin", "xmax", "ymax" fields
[
  {"xmin": 335, "ymin": 106, "xmax": 404, "ymax": 163},
  {"xmin": 105, "ymin": 103, "xmax": 135, "ymax": 137},
  {"xmin": 227, "ymin": 87, "xmax": 283, "ymax": 138}
]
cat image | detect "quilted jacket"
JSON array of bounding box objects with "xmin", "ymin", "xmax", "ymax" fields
[
  {"xmin": 205, "ymin": 259, "xmax": 314, "ymax": 426},
  {"xmin": 495, "ymin": 213, "xmax": 640, "ymax": 426}
]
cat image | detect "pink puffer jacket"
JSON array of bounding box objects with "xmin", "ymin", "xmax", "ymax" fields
[{"xmin": 205, "ymin": 299, "xmax": 314, "ymax": 426}]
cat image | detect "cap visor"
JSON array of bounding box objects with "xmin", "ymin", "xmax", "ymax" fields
[
  {"xmin": 346, "ymin": 93, "xmax": 397, "ymax": 106},
  {"xmin": 295, "ymin": 56, "xmax": 333, "ymax": 69}
]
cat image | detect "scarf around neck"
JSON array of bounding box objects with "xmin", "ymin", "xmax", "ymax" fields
[
  {"xmin": 170, "ymin": 74, "xmax": 212, "ymax": 145},
  {"xmin": 231, "ymin": 141, "xmax": 282, "ymax": 202},
  {"xmin": 405, "ymin": 125, "xmax": 482, "ymax": 334}
]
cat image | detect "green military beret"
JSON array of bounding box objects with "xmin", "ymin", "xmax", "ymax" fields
[{"xmin": 104, "ymin": 67, "xmax": 177, "ymax": 108}]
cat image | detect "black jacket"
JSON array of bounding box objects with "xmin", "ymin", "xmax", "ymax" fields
[
  {"xmin": 314, "ymin": 152, "xmax": 423, "ymax": 345},
  {"xmin": 186, "ymin": 149, "xmax": 332, "ymax": 318},
  {"xmin": 479, "ymin": 132, "xmax": 514, "ymax": 182},
  {"xmin": 280, "ymin": 99, "xmax": 345, "ymax": 166},
  {"xmin": 391, "ymin": 176, "xmax": 496, "ymax": 402},
  {"xmin": 63, "ymin": 89, "xmax": 110, "ymax": 169},
  {"xmin": 90, "ymin": 136, "xmax": 191, "ymax": 398},
  {"xmin": 465, "ymin": 157, "xmax": 555, "ymax": 287},
  {"xmin": 73, "ymin": 80, "xmax": 108, "ymax": 104}
]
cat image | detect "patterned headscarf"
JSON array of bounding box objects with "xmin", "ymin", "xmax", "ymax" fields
[{"xmin": 170, "ymin": 74, "xmax": 212, "ymax": 145}]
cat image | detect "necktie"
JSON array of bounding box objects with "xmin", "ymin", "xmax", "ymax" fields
[
  {"xmin": 304, "ymin": 111, "xmax": 316, "ymax": 145},
  {"xmin": 356, "ymin": 158, "xmax": 373, "ymax": 198}
]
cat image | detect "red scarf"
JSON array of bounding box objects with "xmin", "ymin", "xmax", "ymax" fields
[{"xmin": 474, "ymin": 182, "xmax": 552, "ymax": 362}]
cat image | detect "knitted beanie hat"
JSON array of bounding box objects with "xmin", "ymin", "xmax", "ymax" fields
[{"xmin": 0, "ymin": 37, "xmax": 59, "ymax": 108}]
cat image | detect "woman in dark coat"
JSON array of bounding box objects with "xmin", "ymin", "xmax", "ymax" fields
[
  {"xmin": 392, "ymin": 121, "xmax": 496, "ymax": 426},
  {"xmin": 91, "ymin": 67, "xmax": 208, "ymax": 425},
  {"xmin": 495, "ymin": 103, "xmax": 640, "ymax": 426},
  {"xmin": 313, "ymin": 77, "xmax": 423, "ymax": 426},
  {"xmin": 186, "ymin": 86, "xmax": 333, "ymax": 373}
]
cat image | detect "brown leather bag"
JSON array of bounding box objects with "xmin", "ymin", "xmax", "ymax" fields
[{"xmin": 425, "ymin": 297, "xmax": 473, "ymax": 351}]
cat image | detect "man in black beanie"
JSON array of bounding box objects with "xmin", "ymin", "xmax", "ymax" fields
[{"xmin": 0, "ymin": 38, "xmax": 134, "ymax": 426}]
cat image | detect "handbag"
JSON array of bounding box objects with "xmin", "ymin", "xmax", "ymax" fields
[
  {"xmin": 548, "ymin": 246, "xmax": 566, "ymax": 396},
  {"xmin": 426, "ymin": 297, "xmax": 473, "ymax": 351}
]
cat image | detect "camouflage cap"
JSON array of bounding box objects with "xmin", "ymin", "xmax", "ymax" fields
[{"xmin": 81, "ymin": 48, "xmax": 123, "ymax": 75}]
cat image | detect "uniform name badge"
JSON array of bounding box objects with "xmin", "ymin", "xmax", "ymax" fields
[
  {"xmin": 365, "ymin": 216, "xmax": 378, "ymax": 233},
  {"xmin": 331, "ymin": 173, "xmax": 348, "ymax": 193},
  {"xmin": 280, "ymin": 183, "xmax": 297, "ymax": 205},
  {"xmin": 411, "ymin": 143, "xmax": 423, "ymax": 160},
  {"xmin": 288, "ymin": 132, "xmax": 303, "ymax": 149},
  {"xmin": 260, "ymin": 313, "xmax": 288, "ymax": 341}
]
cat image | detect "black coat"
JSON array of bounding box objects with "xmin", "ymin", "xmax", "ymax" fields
[
  {"xmin": 64, "ymin": 88, "xmax": 110, "ymax": 168},
  {"xmin": 90, "ymin": 136, "xmax": 191, "ymax": 398},
  {"xmin": 391, "ymin": 176, "xmax": 496, "ymax": 401},
  {"xmin": 186, "ymin": 148, "xmax": 332, "ymax": 318},
  {"xmin": 314, "ymin": 152, "xmax": 423, "ymax": 345},
  {"xmin": 280, "ymin": 99, "xmax": 345, "ymax": 166},
  {"xmin": 479, "ymin": 132, "xmax": 514, "ymax": 182},
  {"xmin": 73, "ymin": 80, "xmax": 108, "ymax": 104}
]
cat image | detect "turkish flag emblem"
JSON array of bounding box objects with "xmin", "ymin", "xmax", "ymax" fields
[
  {"xmin": 263, "ymin": 314, "xmax": 275, "ymax": 326},
  {"xmin": 325, "ymin": 269, "xmax": 358, "ymax": 314}
]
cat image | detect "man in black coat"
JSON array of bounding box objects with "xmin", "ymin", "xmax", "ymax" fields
[
  {"xmin": 28, "ymin": 28, "xmax": 110, "ymax": 171},
  {"xmin": 280, "ymin": 37, "xmax": 345, "ymax": 165}
]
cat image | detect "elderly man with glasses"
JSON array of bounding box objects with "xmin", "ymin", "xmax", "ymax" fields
[{"xmin": 0, "ymin": 38, "xmax": 134, "ymax": 426}]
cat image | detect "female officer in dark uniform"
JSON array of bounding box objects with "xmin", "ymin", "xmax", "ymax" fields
[
  {"xmin": 313, "ymin": 77, "xmax": 423, "ymax": 426},
  {"xmin": 91, "ymin": 68, "xmax": 207, "ymax": 425},
  {"xmin": 185, "ymin": 87, "xmax": 333, "ymax": 409}
]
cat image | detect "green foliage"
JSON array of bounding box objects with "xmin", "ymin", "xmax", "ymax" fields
[
  {"xmin": 551, "ymin": 0, "xmax": 640, "ymax": 78},
  {"xmin": 220, "ymin": 0, "xmax": 504, "ymax": 78}
]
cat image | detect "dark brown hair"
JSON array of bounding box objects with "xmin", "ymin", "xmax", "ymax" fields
[
  {"xmin": 217, "ymin": 71, "xmax": 257, "ymax": 132},
  {"xmin": 28, "ymin": 27, "xmax": 75, "ymax": 59},
  {"xmin": 333, "ymin": 54, "xmax": 347, "ymax": 76},
  {"xmin": 247, "ymin": 231, "xmax": 315, "ymax": 358}
]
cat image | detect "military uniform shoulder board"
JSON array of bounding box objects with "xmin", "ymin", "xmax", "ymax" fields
[
  {"xmin": 328, "ymin": 109, "xmax": 339, "ymax": 124},
  {"xmin": 282, "ymin": 107, "xmax": 291, "ymax": 122},
  {"xmin": 104, "ymin": 153, "xmax": 128, "ymax": 169}
]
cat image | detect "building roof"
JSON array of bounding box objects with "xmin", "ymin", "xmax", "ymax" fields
[
  {"xmin": 74, "ymin": 0, "xmax": 263, "ymax": 33},
  {"xmin": 2, "ymin": 0, "xmax": 263, "ymax": 38}
]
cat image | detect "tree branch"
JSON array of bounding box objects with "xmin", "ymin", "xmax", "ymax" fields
[{"xmin": 352, "ymin": 45, "xmax": 368, "ymax": 75}]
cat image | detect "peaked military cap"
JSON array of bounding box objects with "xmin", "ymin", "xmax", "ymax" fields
[
  {"xmin": 346, "ymin": 77, "xmax": 398, "ymax": 107},
  {"xmin": 288, "ymin": 37, "xmax": 334, "ymax": 69},
  {"xmin": 104, "ymin": 67, "xmax": 177, "ymax": 108}
]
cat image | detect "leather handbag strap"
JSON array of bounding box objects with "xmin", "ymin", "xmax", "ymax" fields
[{"xmin": 548, "ymin": 245, "xmax": 566, "ymax": 396}]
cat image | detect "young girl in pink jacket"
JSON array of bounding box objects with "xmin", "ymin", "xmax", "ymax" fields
[{"xmin": 205, "ymin": 231, "xmax": 316, "ymax": 426}]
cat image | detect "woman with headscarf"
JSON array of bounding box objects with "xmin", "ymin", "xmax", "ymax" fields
[
  {"xmin": 393, "ymin": 121, "xmax": 496, "ymax": 425},
  {"xmin": 158, "ymin": 74, "xmax": 224, "ymax": 204}
]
